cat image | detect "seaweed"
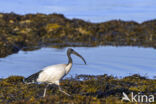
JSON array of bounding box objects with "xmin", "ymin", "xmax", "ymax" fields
[
  {"xmin": 0, "ymin": 13, "xmax": 156, "ymax": 57},
  {"xmin": 0, "ymin": 74, "xmax": 155, "ymax": 103}
]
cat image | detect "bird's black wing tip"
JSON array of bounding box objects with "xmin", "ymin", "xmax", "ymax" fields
[{"xmin": 24, "ymin": 70, "xmax": 42, "ymax": 84}]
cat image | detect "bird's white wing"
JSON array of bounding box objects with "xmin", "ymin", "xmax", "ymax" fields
[{"xmin": 37, "ymin": 64, "xmax": 67, "ymax": 83}]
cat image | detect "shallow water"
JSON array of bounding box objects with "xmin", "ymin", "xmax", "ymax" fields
[
  {"xmin": 0, "ymin": 0, "xmax": 156, "ymax": 23},
  {"xmin": 0, "ymin": 46, "xmax": 156, "ymax": 78}
]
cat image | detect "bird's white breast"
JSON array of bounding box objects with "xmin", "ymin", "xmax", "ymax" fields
[{"xmin": 37, "ymin": 64, "xmax": 67, "ymax": 84}]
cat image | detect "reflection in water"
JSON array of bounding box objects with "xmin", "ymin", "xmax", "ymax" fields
[{"xmin": 0, "ymin": 46, "xmax": 156, "ymax": 78}]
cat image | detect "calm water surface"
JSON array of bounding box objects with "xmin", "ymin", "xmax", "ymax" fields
[
  {"xmin": 0, "ymin": 46, "xmax": 156, "ymax": 78},
  {"xmin": 0, "ymin": 0, "xmax": 156, "ymax": 23}
]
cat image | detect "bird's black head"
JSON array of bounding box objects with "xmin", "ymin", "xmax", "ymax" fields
[
  {"xmin": 67, "ymin": 48, "xmax": 86, "ymax": 64},
  {"xmin": 67, "ymin": 48, "xmax": 74, "ymax": 54}
]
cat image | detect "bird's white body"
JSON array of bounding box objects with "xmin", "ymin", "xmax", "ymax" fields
[
  {"xmin": 25, "ymin": 48, "xmax": 86, "ymax": 97},
  {"xmin": 37, "ymin": 63, "xmax": 72, "ymax": 85}
]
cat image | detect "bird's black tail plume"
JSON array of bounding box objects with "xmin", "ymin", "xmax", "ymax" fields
[{"xmin": 24, "ymin": 70, "xmax": 42, "ymax": 84}]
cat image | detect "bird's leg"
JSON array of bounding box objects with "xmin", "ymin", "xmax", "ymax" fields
[
  {"xmin": 43, "ymin": 84, "xmax": 49, "ymax": 97},
  {"xmin": 58, "ymin": 85, "xmax": 70, "ymax": 96}
]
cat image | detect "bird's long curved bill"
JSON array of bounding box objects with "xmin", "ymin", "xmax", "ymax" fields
[{"xmin": 73, "ymin": 51, "xmax": 86, "ymax": 64}]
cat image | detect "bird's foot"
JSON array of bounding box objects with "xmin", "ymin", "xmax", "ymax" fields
[{"xmin": 59, "ymin": 90, "xmax": 71, "ymax": 96}]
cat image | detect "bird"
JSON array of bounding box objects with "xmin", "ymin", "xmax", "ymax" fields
[{"xmin": 24, "ymin": 48, "xmax": 86, "ymax": 97}]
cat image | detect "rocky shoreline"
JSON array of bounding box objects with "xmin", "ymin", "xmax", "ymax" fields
[
  {"xmin": 0, "ymin": 13, "xmax": 156, "ymax": 57},
  {"xmin": 0, "ymin": 74, "xmax": 155, "ymax": 103}
]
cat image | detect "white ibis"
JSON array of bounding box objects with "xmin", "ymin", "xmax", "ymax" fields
[{"xmin": 24, "ymin": 48, "xmax": 86, "ymax": 97}]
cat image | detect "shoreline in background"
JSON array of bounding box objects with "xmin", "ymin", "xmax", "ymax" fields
[{"xmin": 0, "ymin": 12, "xmax": 156, "ymax": 58}]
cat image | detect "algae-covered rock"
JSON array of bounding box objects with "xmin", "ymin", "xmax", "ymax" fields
[
  {"xmin": 0, "ymin": 74, "xmax": 155, "ymax": 103},
  {"xmin": 0, "ymin": 13, "xmax": 156, "ymax": 57}
]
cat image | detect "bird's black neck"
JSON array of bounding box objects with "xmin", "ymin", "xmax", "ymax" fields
[{"xmin": 67, "ymin": 53, "xmax": 72, "ymax": 65}]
